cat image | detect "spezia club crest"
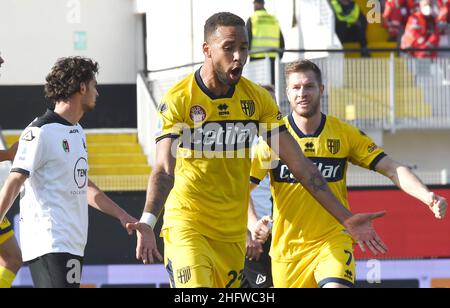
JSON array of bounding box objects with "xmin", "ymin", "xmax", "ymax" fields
[{"xmin": 189, "ymin": 105, "xmax": 207, "ymax": 123}]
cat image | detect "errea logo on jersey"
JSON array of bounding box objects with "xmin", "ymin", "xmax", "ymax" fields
[
  {"xmin": 304, "ymin": 142, "xmax": 315, "ymax": 153},
  {"xmin": 217, "ymin": 104, "xmax": 230, "ymax": 117},
  {"xmin": 21, "ymin": 130, "xmax": 35, "ymax": 141}
]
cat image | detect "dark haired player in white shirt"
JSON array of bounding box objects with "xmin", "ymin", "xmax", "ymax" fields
[{"xmin": 0, "ymin": 57, "xmax": 137, "ymax": 288}]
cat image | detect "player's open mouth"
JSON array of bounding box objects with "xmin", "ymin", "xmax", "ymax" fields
[{"xmin": 230, "ymin": 67, "xmax": 242, "ymax": 78}]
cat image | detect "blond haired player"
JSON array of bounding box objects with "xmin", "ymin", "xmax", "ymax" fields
[{"xmin": 250, "ymin": 59, "xmax": 447, "ymax": 288}]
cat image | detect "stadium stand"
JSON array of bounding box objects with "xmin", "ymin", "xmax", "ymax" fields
[{"xmin": 3, "ymin": 131, "xmax": 150, "ymax": 192}]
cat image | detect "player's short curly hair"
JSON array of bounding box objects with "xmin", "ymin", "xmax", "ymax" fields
[
  {"xmin": 204, "ymin": 12, "xmax": 245, "ymax": 42},
  {"xmin": 285, "ymin": 59, "xmax": 323, "ymax": 85},
  {"xmin": 44, "ymin": 56, "xmax": 99, "ymax": 103}
]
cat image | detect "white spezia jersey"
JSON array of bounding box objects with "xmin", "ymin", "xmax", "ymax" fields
[{"xmin": 11, "ymin": 109, "xmax": 89, "ymax": 262}]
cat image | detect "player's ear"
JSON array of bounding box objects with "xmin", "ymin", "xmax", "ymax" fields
[
  {"xmin": 79, "ymin": 82, "xmax": 86, "ymax": 94},
  {"xmin": 319, "ymin": 84, "xmax": 325, "ymax": 96},
  {"xmin": 203, "ymin": 41, "xmax": 211, "ymax": 58}
]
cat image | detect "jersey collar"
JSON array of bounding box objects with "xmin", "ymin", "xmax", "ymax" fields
[
  {"xmin": 288, "ymin": 112, "xmax": 326, "ymax": 138},
  {"xmin": 44, "ymin": 109, "xmax": 75, "ymax": 126},
  {"xmin": 195, "ymin": 68, "xmax": 236, "ymax": 100}
]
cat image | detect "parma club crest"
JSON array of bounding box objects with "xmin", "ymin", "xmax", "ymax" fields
[
  {"xmin": 240, "ymin": 100, "xmax": 255, "ymax": 117},
  {"xmin": 327, "ymin": 139, "xmax": 340, "ymax": 155},
  {"xmin": 176, "ymin": 266, "xmax": 192, "ymax": 284}
]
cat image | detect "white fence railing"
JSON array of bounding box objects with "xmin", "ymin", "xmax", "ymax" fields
[
  {"xmin": 274, "ymin": 55, "xmax": 450, "ymax": 131},
  {"xmin": 142, "ymin": 54, "xmax": 450, "ymax": 187},
  {"xmin": 145, "ymin": 56, "xmax": 450, "ymax": 132},
  {"xmin": 137, "ymin": 73, "xmax": 158, "ymax": 166}
]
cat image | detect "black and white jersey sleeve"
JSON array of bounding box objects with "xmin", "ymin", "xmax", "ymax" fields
[{"xmin": 11, "ymin": 125, "xmax": 45, "ymax": 177}]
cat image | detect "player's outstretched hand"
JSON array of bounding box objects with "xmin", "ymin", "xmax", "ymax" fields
[
  {"xmin": 126, "ymin": 222, "xmax": 163, "ymax": 264},
  {"xmin": 343, "ymin": 212, "xmax": 388, "ymax": 255},
  {"xmin": 119, "ymin": 213, "xmax": 138, "ymax": 234},
  {"xmin": 428, "ymin": 192, "xmax": 447, "ymax": 219},
  {"xmin": 252, "ymin": 215, "xmax": 272, "ymax": 244},
  {"xmin": 246, "ymin": 230, "xmax": 263, "ymax": 262}
]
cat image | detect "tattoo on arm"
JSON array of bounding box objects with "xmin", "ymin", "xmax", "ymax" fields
[
  {"xmin": 308, "ymin": 171, "xmax": 328, "ymax": 192},
  {"xmin": 145, "ymin": 170, "xmax": 175, "ymax": 216}
]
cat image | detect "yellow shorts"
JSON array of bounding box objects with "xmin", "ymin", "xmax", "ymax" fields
[
  {"xmin": 162, "ymin": 227, "xmax": 245, "ymax": 288},
  {"xmin": 0, "ymin": 218, "xmax": 14, "ymax": 245},
  {"xmin": 272, "ymin": 233, "xmax": 355, "ymax": 288}
]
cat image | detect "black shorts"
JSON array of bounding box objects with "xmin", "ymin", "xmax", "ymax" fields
[
  {"xmin": 240, "ymin": 235, "xmax": 273, "ymax": 288},
  {"xmin": 26, "ymin": 253, "xmax": 84, "ymax": 288}
]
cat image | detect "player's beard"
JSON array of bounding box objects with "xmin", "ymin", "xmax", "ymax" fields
[
  {"xmin": 82, "ymin": 99, "xmax": 96, "ymax": 113},
  {"xmin": 214, "ymin": 63, "xmax": 240, "ymax": 87},
  {"xmin": 297, "ymin": 97, "xmax": 320, "ymax": 119}
]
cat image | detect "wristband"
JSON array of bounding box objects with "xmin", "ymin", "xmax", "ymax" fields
[{"xmin": 140, "ymin": 212, "xmax": 157, "ymax": 229}]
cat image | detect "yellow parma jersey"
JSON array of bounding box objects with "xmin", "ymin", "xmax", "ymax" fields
[
  {"xmin": 0, "ymin": 217, "xmax": 14, "ymax": 245},
  {"xmin": 156, "ymin": 69, "xmax": 285, "ymax": 242},
  {"xmin": 250, "ymin": 113, "xmax": 386, "ymax": 262}
]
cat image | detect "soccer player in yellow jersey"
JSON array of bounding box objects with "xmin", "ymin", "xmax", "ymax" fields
[
  {"xmin": 0, "ymin": 53, "xmax": 22, "ymax": 288},
  {"xmin": 249, "ymin": 59, "xmax": 448, "ymax": 288},
  {"xmin": 128, "ymin": 13, "xmax": 388, "ymax": 288}
]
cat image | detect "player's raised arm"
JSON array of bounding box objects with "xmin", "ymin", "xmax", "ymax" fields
[
  {"xmin": 375, "ymin": 157, "xmax": 447, "ymax": 219},
  {"xmin": 269, "ymin": 130, "xmax": 387, "ymax": 255},
  {"xmin": 127, "ymin": 137, "xmax": 177, "ymax": 264}
]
